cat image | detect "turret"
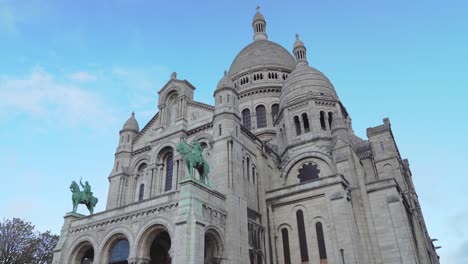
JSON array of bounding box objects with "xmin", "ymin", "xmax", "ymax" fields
[
  {"xmin": 213, "ymin": 71, "xmax": 240, "ymax": 139},
  {"xmin": 107, "ymin": 112, "xmax": 139, "ymax": 210},
  {"xmin": 330, "ymin": 112, "xmax": 349, "ymax": 143},
  {"xmin": 117, "ymin": 112, "xmax": 139, "ymax": 153}
]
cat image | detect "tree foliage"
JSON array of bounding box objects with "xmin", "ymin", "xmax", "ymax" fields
[{"xmin": 0, "ymin": 218, "xmax": 59, "ymax": 264}]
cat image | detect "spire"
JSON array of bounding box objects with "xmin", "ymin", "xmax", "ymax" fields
[
  {"xmin": 293, "ymin": 34, "xmax": 308, "ymax": 64},
  {"xmin": 252, "ymin": 6, "xmax": 268, "ymax": 41}
]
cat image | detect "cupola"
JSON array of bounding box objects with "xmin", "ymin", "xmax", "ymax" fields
[{"xmin": 252, "ymin": 6, "xmax": 267, "ymax": 41}]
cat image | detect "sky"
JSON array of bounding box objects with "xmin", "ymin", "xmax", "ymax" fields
[{"xmin": 0, "ymin": 0, "xmax": 467, "ymax": 262}]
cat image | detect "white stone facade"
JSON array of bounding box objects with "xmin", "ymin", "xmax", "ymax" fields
[{"xmin": 53, "ymin": 10, "xmax": 439, "ymax": 264}]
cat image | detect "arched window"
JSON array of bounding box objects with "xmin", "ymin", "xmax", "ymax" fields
[
  {"xmin": 302, "ymin": 113, "xmax": 310, "ymax": 133},
  {"xmin": 246, "ymin": 157, "xmax": 250, "ymax": 181},
  {"xmin": 138, "ymin": 163, "xmax": 147, "ymax": 173},
  {"xmin": 316, "ymin": 222, "xmax": 328, "ymax": 262},
  {"xmin": 256, "ymin": 105, "xmax": 267, "ymax": 128},
  {"xmin": 297, "ymin": 162, "xmax": 320, "ymax": 182},
  {"xmin": 242, "ymin": 160, "xmax": 245, "ymax": 178},
  {"xmin": 252, "ymin": 167, "xmax": 256, "ymax": 184},
  {"xmin": 294, "ymin": 116, "xmax": 301, "ymax": 135},
  {"xmin": 271, "ymin": 104, "xmax": 279, "ymax": 124},
  {"xmin": 138, "ymin": 183, "xmax": 144, "ymax": 201},
  {"xmin": 328, "ymin": 112, "xmax": 333, "ymax": 128},
  {"xmin": 164, "ymin": 153, "xmax": 174, "ymax": 191},
  {"xmin": 320, "ymin": 111, "xmax": 326, "ymax": 130},
  {"xmin": 281, "ymin": 228, "xmax": 291, "ymax": 264},
  {"xmin": 296, "ymin": 210, "xmax": 309, "ymax": 262},
  {"xmin": 109, "ymin": 239, "xmax": 129, "ymax": 264},
  {"xmin": 242, "ymin": 109, "xmax": 251, "ymax": 129}
]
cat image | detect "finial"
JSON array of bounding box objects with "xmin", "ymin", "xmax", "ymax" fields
[
  {"xmin": 256, "ymin": 6, "xmax": 260, "ymax": 12},
  {"xmin": 296, "ymin": 33, "xmax": 300, "ymax": 39},
  {"xmin": 224, "ymin": 70, "xmax": 228, "ymax": 76},
  {"xmin": 131, "ymin": 112, "xmax": 135, "ymax": 117},
  {"xmin": 171, "ymin": 72, "xmax": 177, "ymax": 80}
]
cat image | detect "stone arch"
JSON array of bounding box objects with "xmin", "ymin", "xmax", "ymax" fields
[
  {"xmin": 130, "ymin": 154, "xmax": 151, "ymax": 173},
  {"xmin": 165, "ymin": 90, "xmax": 179, "ymax": 126},
  {"xmin": 191, "ymin": 133, "xmax": 213, "ymax": 153},
  {"xmin": 291, "ymin": 204, "xmax": 309, "ymax": 220},
  {"xmin": 67, "ymin": 236, "xmax": 98, "ymax": 264},
  {"xmin": 383, "ymin": 163, "xmax": 394, "ymax": 179},
  {"xmin": 153, "ymin": 143, "xmax": 176, "ymax": 164},
  {"xmin": 277, "ymin": 223, "xmax": 293, "ymax": 233},
  {"xmin": 204, "ymin": 226, "xmax": 224, "ymax": 264},
  {"xmin": 99, "ymin": 228, "xmax": 133, "ymax": 264},
  {"xmin": 160, "ymin": 87, "xmax": 181, "ymax": 105},
  {"xmin": 136, "ymin": 224, "xmax": 172, "ymax": 263},
  {"xmin": 281, "ymin": 151, "xmax": 337, "ymax": 183}
]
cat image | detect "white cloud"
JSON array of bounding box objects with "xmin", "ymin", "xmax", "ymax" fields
[
  {"xmin": 0, "ymin": 69, "xmax": 115, "ymax": 129},
  {"xmin": 68, "ymin": 71, "xmax": 97, "ymax": 82}
]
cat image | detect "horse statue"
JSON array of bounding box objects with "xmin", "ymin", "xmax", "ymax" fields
[
  {"xmin": 70, "ymin": 180, "xmax": 98, "ymax": 215},
  {"xmin": 176, "ymin": 139, "xmax": 210, "ymax": 185}
]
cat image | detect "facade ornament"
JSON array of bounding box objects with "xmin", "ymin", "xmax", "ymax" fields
[{"xmin": 69, "ymin": 178, "xmax": 98, "ymax": 215}]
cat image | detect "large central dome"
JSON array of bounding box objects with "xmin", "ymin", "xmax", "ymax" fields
[{"xmin": 228, "ymin": 39, "xmax": 296, "ymax": 79}]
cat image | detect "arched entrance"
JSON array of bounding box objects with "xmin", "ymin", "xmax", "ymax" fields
[
  {"xmin": 137, "ymin": 225, "xmax": 172, "ymax": 264},
  {"xmin": 204, "ymin": 229, "xmax": 223, "ymax": 264},
  {"xmin": 108, "ymin": 239, "xmax": 129, "ymax": 264},
  {"xmin": 70, "ymin": 241, "xmax": 94, "ymax": 264},
  {"xmin": 149, "ymin": 231, "xmax": 171, "ymax": 264}
]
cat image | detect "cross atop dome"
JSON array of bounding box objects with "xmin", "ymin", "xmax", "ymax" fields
[{"xmin": 252, "ymin": 7, "xmax": 268, "ymax": 41}]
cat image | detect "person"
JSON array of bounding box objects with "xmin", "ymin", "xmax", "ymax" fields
[
  {"xmin": 80, "ymin": 178, "xmax": 93, "ymax": 204},
  {"xmin": 191, "ymin": 140, "xmax": 203, "ymax": 163}
]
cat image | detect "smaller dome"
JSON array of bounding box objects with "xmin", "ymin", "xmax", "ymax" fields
[
  {"xmin": 279, "ymin": 63, "xmax": 337, "ymax": 107},
  {"xmin": 122, "ymin": 112, "xmax": 139, "ymax": 133},
  {"xmin": 216, "ymin": 70, "xmax": 234, "ymax": 90}
]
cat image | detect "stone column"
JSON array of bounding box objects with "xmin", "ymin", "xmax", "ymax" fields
[
  {"xmin": 52, "ymin": 212, "xmax": 85, "ymax": 264},
  {"xmin": 171, "ymin": 178, "xmax": 206, "ymax": 264}
]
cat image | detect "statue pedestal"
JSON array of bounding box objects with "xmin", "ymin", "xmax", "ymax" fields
[{"xmin": 52, "ymin": 212, "xmax": 85, "ymax": 264}]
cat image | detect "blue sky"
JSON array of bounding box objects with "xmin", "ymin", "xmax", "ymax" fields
[{"xmin": 0, "ymin": 0, "xmax": 467, "ymax": 262}]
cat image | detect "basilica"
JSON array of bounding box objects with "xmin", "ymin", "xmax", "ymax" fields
[{"xmin": 53, "ymin": 9, "xmax": 439, "ymax": 264}]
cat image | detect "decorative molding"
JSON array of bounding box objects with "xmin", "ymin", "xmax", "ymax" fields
[
  {"xmin": 202, "ymin": 204, "xmax": 227, "ymax": 228},
  {"xmin": 288, "ymin": 101, "xmax": 309, "ymax": 111},
  {"xmin": 69, "ymin": 202, "xmax": 178, "ymax": 235},
  {"xmin": 315, "ymin": 100, "xmax": 336, "ymax": 107},
  {"xmin": 133, "ymin": 113, "xmax": 159, "ymax": 144},
  {"xmin": 187, "ymin": 100, "xmax": 215, "ymax": 112},
  {"xmin": 186, "ymin": 123, "xmax": 213, "ymax": 136},
  {"xmin": 131, "ymin": 146, "xmax": 151, "ymax": 157},
  {"xmin": 239, "ymin": 87, "xmax": 281, "ymax": 99}
]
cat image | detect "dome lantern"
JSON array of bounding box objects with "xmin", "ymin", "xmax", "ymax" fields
[
  {"xmin": 252, "ymin": 6, "xmax": 268, "ymax": 41},
  {"xmin": 293, "ymin": 34, "xmax": 308, "ymax": 65}
]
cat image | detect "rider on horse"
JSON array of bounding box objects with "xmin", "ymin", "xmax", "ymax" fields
[{"xmin": 80, "ymin": 178, "xmax": 93, "ymax": 204}]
